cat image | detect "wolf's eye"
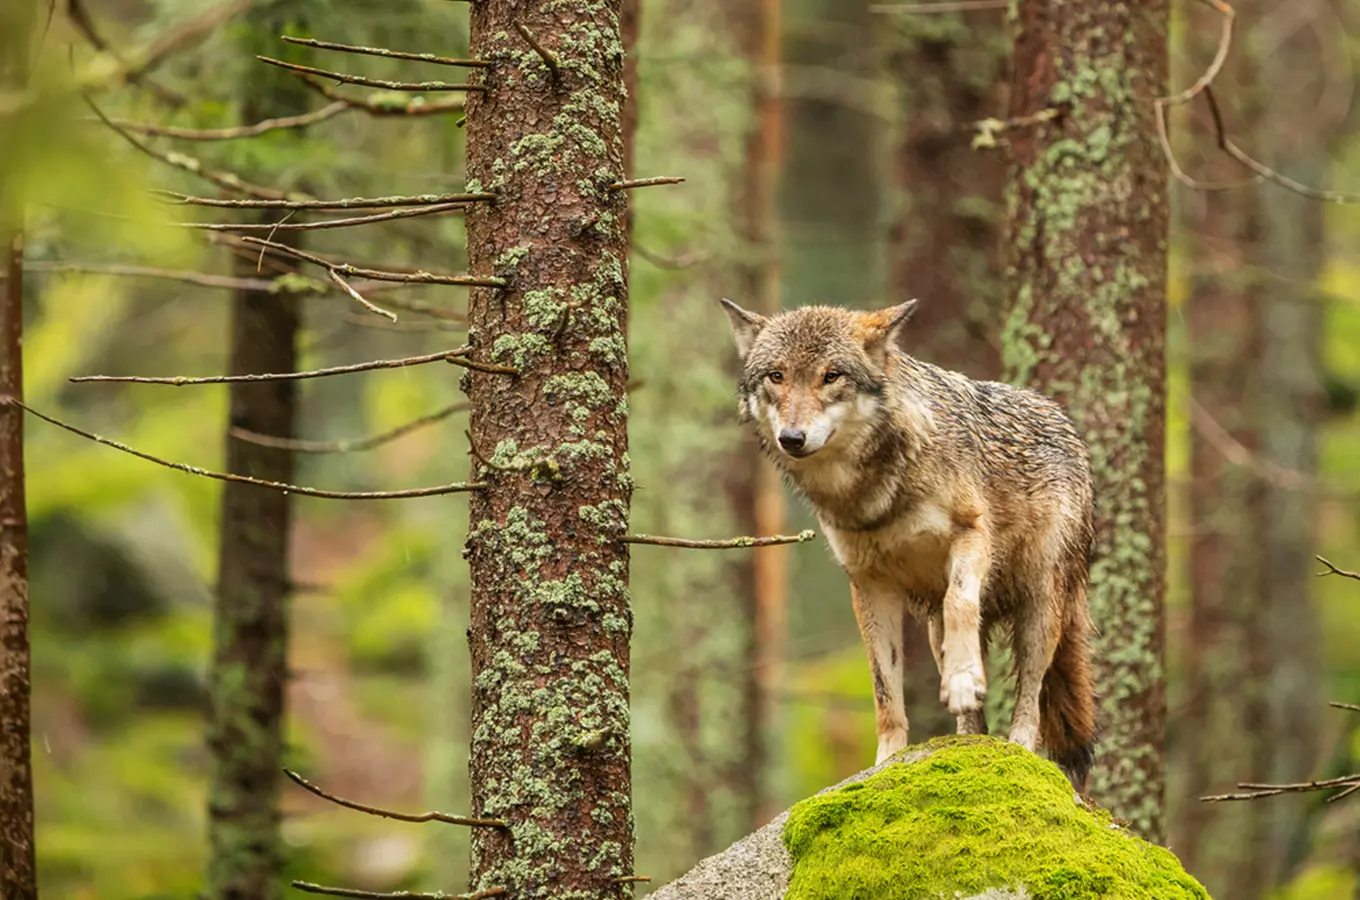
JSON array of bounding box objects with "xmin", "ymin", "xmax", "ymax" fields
[
  {"xmin": 767, "ymin": 371, "xmax": 784, "ymax": 384},
  {"xmin": 823, "ymin": 371, "xmax": 842, "ymax": 384}
]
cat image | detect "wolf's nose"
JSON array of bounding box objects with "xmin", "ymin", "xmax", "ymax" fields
[{"xmin": 777, "ymin": 428, "xmax": 806, "ymax": 452}]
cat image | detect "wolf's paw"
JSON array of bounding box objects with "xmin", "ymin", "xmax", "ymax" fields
[{"xmin": 940, "ymin": 660, "xmax": 987, "ymax": 715}]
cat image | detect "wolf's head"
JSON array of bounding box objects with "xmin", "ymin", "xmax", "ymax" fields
[{"xmin": 720, "ymin": 299, "xmax": 918, "ymax": 461}]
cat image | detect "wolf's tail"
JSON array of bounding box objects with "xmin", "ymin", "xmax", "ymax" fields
[{"xmin": 1039, "ymin": 602, "xmax": 1097, "ymax": 792}]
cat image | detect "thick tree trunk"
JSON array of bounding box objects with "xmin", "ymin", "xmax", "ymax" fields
[
  {"xmin": 886, "ymin": 8, "xmax": 1008, "ymax": 744},
  {"xmin": 0, "ymin": 3, "xmax": 37, "ymax": 896},
  {"xmin": 463, "ymin": 1, "xmax": 633, "ymax": 894},
  {"xmin": 1002, "ymin": 0, "xmax": 1169, "ymax": 842},
  {"xmin": 733, "ymin": 0, "xmax": 787, "ymax": 831},
  {"xmin": 205, "ymin": 13, "xmax": 309, "ymax": 899}
]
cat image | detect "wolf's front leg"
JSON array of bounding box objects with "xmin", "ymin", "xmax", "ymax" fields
[
  {"xmin": 851, "ymin": 581, "xmax": 908, "ymax": 764},
  {"xmin": 940, "ymin": 523, "xmax": 991, "ymax": 717}
]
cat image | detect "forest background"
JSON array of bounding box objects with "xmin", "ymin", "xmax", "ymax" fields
[{"xmin": 3, "ymin": 0, "xmax": 1360, "ymax": 898}]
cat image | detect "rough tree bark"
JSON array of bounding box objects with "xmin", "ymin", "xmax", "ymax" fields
[
  {"xmin": 1001, "ymin": 1, "xmax": 1169, "ymax": 841},
  {"xmin": 205, "ymin": 11, "xmax": 309, "ymax": 899},
  {"xmin": 0, "ymin": 2, "xmax": 37, "ymax": 896},
  {"xmin": 462, "ymin": 1, "xmax": 634, "ymax": 895},
  {"xmin": 886, "ymin": 7, "xmax": 1008, "ymax": 744},
  {"xmin": 731, "ymin": 0, "xmax": 787, "ymax": 830}
]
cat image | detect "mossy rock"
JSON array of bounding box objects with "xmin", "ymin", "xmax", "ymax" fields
[{"xmin": 652, "ymin": 735, "xmax": 1210, "ymax": 900}]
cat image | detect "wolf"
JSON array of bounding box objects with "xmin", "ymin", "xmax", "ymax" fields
[{"xmin": 721, "ymin": 298, "xmax": 1098, "ymax": 789}]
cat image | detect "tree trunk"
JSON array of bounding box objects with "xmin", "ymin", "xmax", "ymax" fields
[
  {"xmin": 205, "ymin": 13, "xmax": 309, "ymax": 899},
  {"xmin": 886, "ymin": 7, "xmax": 1008, "ymax": 744},
  {"xmin": 1257, "ymin": 13, "xmax": 1326, "ymax": 887},
  {"xmin": 0, "ymin": 3, "xmax": 37, "ymax": 896},
  {"xmin": 1173, "ymin": 6, "xmax": 1267, "ymax": 891},
  {"xmin": 1002, "ymin": 0, "xmax": 1169, "ymax": 842},
  {"xmin": 732, "ymin": 0, "xmax": 787, "ymax": 831},
  {"xmin": 463, "ymin": 1, "xmax": 633, "ymax": 894}
]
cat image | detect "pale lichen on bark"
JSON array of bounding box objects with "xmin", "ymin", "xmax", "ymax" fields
[
  {"xmin": 1001, "ymin": 0, "xmax": 1170, "ymax": 841},
  {"xmin": 464, "ymin": 0, "xmax": 633, "ymax": 896}
]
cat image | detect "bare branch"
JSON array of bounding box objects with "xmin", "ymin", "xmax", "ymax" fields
[
  {"xmin": 25, "ymin": 261, "xmax": 274, "ymax": 292},
  {"xmin": 8, "ymin": 399, "xmax": 484, "ymax": 500},
  {"xmin": 238, "ymin": 236, "xmax": 506, "ymax": 288},
  {"xmin": 1203, "ymin": 85, "xmax": 1360, "ymax": 203},
  {"xmin": 231, "ymin": 402, "xmax": 466, "ymax": 454},
  {"xmin": 125, "ymin": 0, "xmax": 252, "ymax": 81},
  {"xmin": 620, "ymin": 529, "xmax": 816, "ymax": 549},
  {"xmin": 98, "ymin": 102, "xmax": 348, "ymax": 141},
  {"xmin": 281, "ymin": 35, "xmax": 489, "ymax": 68},
  {"xmin": 292, "ymin": 883, "xmax": 505, "ymax": 900},
  {"xmin": 69, "ymin": 348, "xmax": 515, "ymax": 385},
  {"xmin": 870, "ymin": 1, "xmax": 1006, "ymax": 11},
  {"xmin": 1316, "ymin": 556, "xmax": 1360, "ymax": 582},
  {"xmin": 1202, "ymin": 774, "xmax": 1360, "ymax": 803},
  {"xmin": 609, "ymin": 176, "xmax": 685, "ymax": 190},
  {"xmin": 85, "ymin": 98, "xmax": 290, "ymax": 201},
  {"xmin": 1329, "ymin": 702, "xmax": 1360, "ymax": 713},
  {"xmin": 283, "ymin": 770, "xmax": 506, "ymax": 828},
  {"xmin": 179, "ymin": 201, "xmax": 470, "ymax": 233},
  {"xmin": 515, "ymin": 23, "xmax": 561, "ymax": 80},
  {"xmin": 65, "ymin": 0, "xmax": 186, "ymax": 105},
  {"xmin": 612, "ymin": 876, "xmax": 652, "ymax": 884},
  {"xmin": 156, "ymin": 190, "xmax": 495, "ymax": 210},
  {"xmin": 1188, "ymin": 398, "xmax": 1352, "ymax": 494},
  {"xmin": 296, "ymin": 77, "xmax": 467, "ymax": 116},
  {"xmin": 969, "ymin": 107, "xmax": 1063, "ymax": 151},
  {"xmin": 328, "ymin": 270, "xmax": 396, "ymax": 321},
  {"xmin": 258, "ymin": 56, "xmax": 487, "ymax": 92}
]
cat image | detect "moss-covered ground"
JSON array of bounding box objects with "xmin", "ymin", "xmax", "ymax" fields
[{"xmin": 782, "ymin": 736, "xmax": 1210, "ymax": 900}]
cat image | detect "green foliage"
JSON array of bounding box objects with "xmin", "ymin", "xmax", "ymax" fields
[{"xmin": 783, "ymin": 737, "xmax": 1210, "ymax": 900}]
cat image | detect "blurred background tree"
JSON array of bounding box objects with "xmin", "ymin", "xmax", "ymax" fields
[{"xmin": 5, "ymin": 0, "xmax": 1360, "ymax": 898}]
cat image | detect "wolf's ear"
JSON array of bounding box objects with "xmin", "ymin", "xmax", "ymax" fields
[
  {"xmin": 861, "ymin": 299, "xmax": 919, "ymax": 368},
  {"xmin": 720, "ymin": 298, "xmax": 768, "ymax": 359}
]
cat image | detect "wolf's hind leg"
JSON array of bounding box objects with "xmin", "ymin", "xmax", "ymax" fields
[
  {"xmin": 852, "ymin": 582, "xmax": 908, "ymax": 764},
  {"xmin": 939, "ymin": 521, "xmax": 991, "ymax": 717},
  {"xmin": 1009, "ymin": 578, "xmax": 1062, "ymax": 752},
  {"xmin": 930, "ymin": 610, "xmax": 988, "ymax": 735}
]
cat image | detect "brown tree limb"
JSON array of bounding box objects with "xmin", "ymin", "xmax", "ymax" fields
[
  {"xmin": 292, "ymin": 883, "xmax": 505, "ymax": 900},
  {"xmin": 9, "ymin": 399, "xmax": 484, "ymax": 499},
  {"xmin": 231, "ymin": 402, "xmax": 467, "ymax": 454},
  {"xmin": 179, "ymin": 201, "xmax": 470, "ymax": 233},
  {"xmin": 238, "ymin": 236, "xmax": 506, "ymax": 288},
  {"xmin": 283, "ymin": 770, "xmax": 506, "ymax": 827},
  {"xmin": 515, "ymin": 24, "xmax": 561, "ymax": 80},
  {"xmin": 295, "ymin": 77, "xmax": 467, "ymax": 116},
  {"xmin": 98, "ymin": 102, "xmax": 348, "ymax": 141},
  {"xmin": 280, "ymin": 35, "xmax": 490, "ymax": 68},
  {"xmin": 25, "ymin": 260, "xmax": 276, "ymax": 291},
  {"xmin": 157, "ymin": 190, "xmax": 495, "ymax": 210},
  {"xmin": 609, "ymin": 176, "xmax": 685, "ymax": 190},
  {"xmin": 257, "ymin": 56, "xmax": 486, "ymax": 92},
  {"xmin": 1316, "ymin": 556, "xmax": 1360, "ymax": 582},
  {"xmin": 328, "ymin": 270, "xmax": 396, "ymax": 321},
  {"xmin": 869, "ymin": 1, "xmax": 1005, "ymax": 11},
  {"xmin": 69, "ymin": 348, "xmax": 515, "ymax": 384},
  {"xmin": 620, "ymin": 530, "xmax": 815, "ymax": 549}
]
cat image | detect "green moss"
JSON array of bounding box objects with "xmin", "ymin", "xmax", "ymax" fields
[{"xmin": 783, "ymin": 737, "xmax": 1209, "ymax": 900}]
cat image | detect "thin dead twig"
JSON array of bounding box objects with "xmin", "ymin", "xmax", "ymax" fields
[
  {"xmin": 515, "ymin": 23, "xmax": 561, "ymax": 79},
  {"xmin": 1316, "ymin": 556, "xmax": 1360, "ymax": 582},
  {"xmin": 610, "ymin": 176, "xmax": 685, "ymax": 190},
  {"xmin": 296, "ymin": 76, "xmax": 467, "ymax": 116},
  {"xmin": 231, "ymin": 402, "xmax": 466, "ymax": 454},
  {"xmin": 292, "ymin": 883, "xmax": 505, "ymax": 900},
  {"xmin": 157, "ymin": 190, "xmax": 494, "ymax": 210},
  {"xmin": 258, "ymin": 56, "xmax": 486, "ymax": 92},
  {"xmin": 9, "ymin": 398, "xmax": 484, "ymax": 500},
  {"xmin": 70, "ymin": 348, "xmax": 515, "ymax": 384},
  {"xmin": 283, "ymin": 769, "xmax": 506, "ymax": 828},
  {"xmin": 179, "ymin": 201, "xmax": 470, "ymax": 233},
  {"xmin": 86, "ymin": 97, "xmax": 289, "ymax": 201},
  {"xmin": 239, "ymin": 236, "xmax": 505, "ymax": 288},
  {"xmin": 25, "ymin": 261, "xmax": 273, "ymax": 292},
  {"xmin": 328, "ymin": 270, "xmax": 396, "ymax": 322},
  {"xmin": 869, "ymin": 1, "xmax": 1006, "ymax": 11},
  {"xmin": 620, "ymin": 529, "xmax": 816, "ymax": 549},
  {"xmin": 99, "ymin": 102, "xmax": 348, "ymax": 141},
  {"xmin": 281, "ymin": 35, "xmax": 489, "ymax": 68},
  {"xmin": 1188, "ymin": 398, "xmax": 1344, "ymax": 494}
]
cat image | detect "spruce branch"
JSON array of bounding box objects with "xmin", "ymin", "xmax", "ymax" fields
[
  {"xmin": 283, "ymin": 770, "xmax": 506, "ymax": 828},
  {"xmin": 97, "ymin": 102, "xmax": 348, "ymax": 141},
  {"xmin": 609, "ymin": 176, "xmax": 686, "ymax": 190},
  {"xmin": 178, "ymin": 201, "xmax": 471, "ymax": 232},
  {"xmin": 8, "ymin": 399, "xmax": 484, "ymax": 500},
  {"xmin": 515, "ymin": 24, "xmax": 561, "ymax": 80},
  {"xmin": 281, "ymin": 35, "xmax": 489, "ymax": 68},
  {"xmin": 156, "ymin": 190, "xmax": 495, "ymax": 210},
  {"xmin": 231, "ymin": 402, "xmax": 466, "ymax": 454},
  {"xmin": 69, "ymin": 348, "xmax": 515, "ymax": 384},
  {"xmin": 238, "ymin": 236, "xmax": 506, "ymax": 288},
  {"xmin": 620, "ymin": 529, "xmax": 816, "ymax": 549},
  {"xmin": 258, "ymin": 56, "xmax": 487, "ymax": 92}
]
